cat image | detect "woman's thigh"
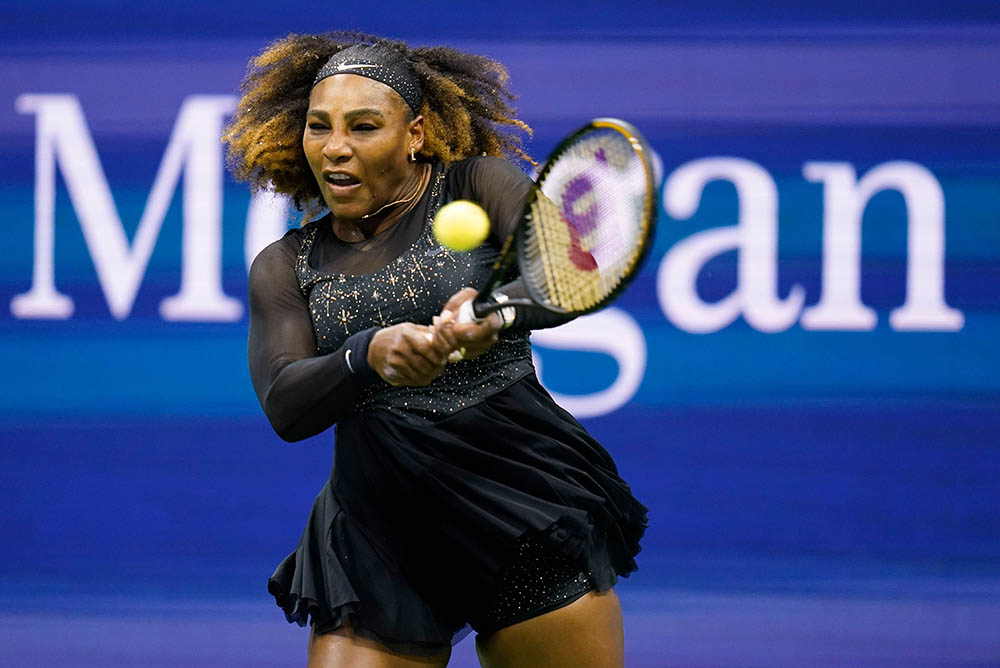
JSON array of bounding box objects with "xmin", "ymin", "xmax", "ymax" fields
[
  {"xmin": 474, "ymin": 589, "xmax": 624, "ymax": 668},
  {"xmin": 307, "ymin": 619, "xmax": 452, "ymax": 668}
]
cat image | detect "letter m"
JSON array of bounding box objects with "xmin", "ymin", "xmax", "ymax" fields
[{"xmin": 12, "ymin": 94, "xmax": 241, "ymax": 320}]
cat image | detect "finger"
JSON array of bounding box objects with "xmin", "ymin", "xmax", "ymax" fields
[
  {"xmin": 459, "ymin": 332, "xmax": 499, "ymax": 360},
  {"xmin": 393, "ymin": 367, "xmax": 432, "ymax": 386},
  {"xmin": 429, "ymin": 316, "xmax": 457, "ymax": 355},
  {"xmin": 424, "ymin": 327, "xmax": 446, "ymax": 353},
  {"xmin": 386, "ymin": 348, "xmax": 441, "ymax": 385},
  {"xmin": 433, "ymin": 311, "xmax": 455, "ymax": 341},
  {"xmin": 401, "ymin": 332, "xmax": 448, "ymax": 373},
  {"xmin": 403, "ymin": 323, "xmax": 445, "ymax": 357},
  {"xmin": 453, "ymin": 313, "xmax": 502, "ymax": 342},
  {"xmin": 379, "ymin": 363, "xmax": 404, "ymax": 386},
  {"xmin": 415, "ymin": 333, "xmax": 449, "ymax": 368},
  {"xmin": 406, "ymin": 347, "xmax": 443, "ymax": 376},
  {"xmin": 435, "ymin": 320, "xmax": 460, "ymax": 350}
]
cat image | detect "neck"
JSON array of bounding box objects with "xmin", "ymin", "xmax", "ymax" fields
[{"xmin": 333, "ymin": 163, "xmax": 430, "ymax": 242}]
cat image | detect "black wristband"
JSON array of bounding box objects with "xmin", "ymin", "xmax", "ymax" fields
[{"xmin": 341, "ymin": 327, "xmax": 379, "ymax": 386}]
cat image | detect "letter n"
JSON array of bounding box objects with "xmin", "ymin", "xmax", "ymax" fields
[
  {"xmin": 801, "ymin": 161, "xmax": 963, "ymax": 331},
  {"xmin": 657, "ymin": 157, "xmax": 805, "ymax": 333}
]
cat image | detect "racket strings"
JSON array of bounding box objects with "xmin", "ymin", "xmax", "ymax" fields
[{"xmin": 522, "ymin": 127, "xmax": 653, "ymax": 312}]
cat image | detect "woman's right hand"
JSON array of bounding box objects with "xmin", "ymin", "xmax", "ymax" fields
[{"xmin": 367, "ymin": 323, "xmax": 452, "ymax": 386}]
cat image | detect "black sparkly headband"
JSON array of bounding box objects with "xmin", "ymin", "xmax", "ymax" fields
[{"xmin": 312, "ymin": 44, "xmax": 423, "ymax": 115}]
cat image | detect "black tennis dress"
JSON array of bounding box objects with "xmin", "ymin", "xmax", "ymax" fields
[{"xmin": 248, "ymin": 157, "xmax": 648, "ymax": 654}]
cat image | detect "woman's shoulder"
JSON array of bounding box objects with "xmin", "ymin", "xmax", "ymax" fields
[
  {"xmin": 445, "ymin": 156, "xmax": 533, "ymax": 206},
  {"xmin": 248, "ymin": 219, "xmax": 323, "ymax": 277},
  {"xmin": 447, "ymin": 155, "xmax": 530, "ymax": 184}
]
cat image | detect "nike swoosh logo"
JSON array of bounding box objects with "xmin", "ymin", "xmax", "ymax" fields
[
  {"xmin": 425, "ymin": 247, "xmax": 446, "ymax": 257},
  {"xmin": 337, "ymin": 63, "xmax": 379, "ymax": 71}
]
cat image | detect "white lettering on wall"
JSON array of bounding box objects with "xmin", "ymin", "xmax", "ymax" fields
[
  {"xmin": 10, "ymin": 94, "xmax": 964, "ymax": 341},
  {"xmin": 531, "ymin": 307, "xmax": 646, "ymax": 418},
  {"xmin": 657, "ymin": 157, "xmax": 806, "ymax": 333},
  {"xmin": 801, "ymin": 161, "xmax": 963, "ymax": 331},
  {"xmin": 11, "ymin": 94, "xmax": 241, "ymax": 321},
  {"xmin": 245, "ymin": 190, "xmax": 292, "ymax": 273}
]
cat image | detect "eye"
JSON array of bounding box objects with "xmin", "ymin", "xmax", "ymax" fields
[
  {"xmin": 353, "ymin": 123, "xmax": 378, "ymax": 132},
  {"xmin": 307, "ymin": 122, "xmax": 328, "ymax": 131}
]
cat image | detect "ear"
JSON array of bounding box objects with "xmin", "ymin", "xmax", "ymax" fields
[{"xmin": 407, "ymin": 114, "xmax": 425, "ymax": 154}]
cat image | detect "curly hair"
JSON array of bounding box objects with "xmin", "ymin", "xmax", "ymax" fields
[{"xmin": 222, "ymin": 31, "xmax": 533, "ymax": 213}]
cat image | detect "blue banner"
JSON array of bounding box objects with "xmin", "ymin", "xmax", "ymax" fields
[{"xmin": 2, "ymin": 4, "xmax": 999, "ymax": 666}]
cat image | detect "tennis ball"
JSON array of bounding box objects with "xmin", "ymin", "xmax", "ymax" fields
[{"xmin": 433, "ymin": 200, "xmax": 490, "ymax": 251}]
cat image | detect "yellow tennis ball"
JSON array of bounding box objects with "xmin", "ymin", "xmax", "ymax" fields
[{"xmin": 433, "ymin": 200, "xmax": 490, "ymax": 251}]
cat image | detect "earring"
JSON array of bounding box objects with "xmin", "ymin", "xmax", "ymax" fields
[{"xmin": 410, "ymin": 147, "xmax": 416, "ymax": 162}]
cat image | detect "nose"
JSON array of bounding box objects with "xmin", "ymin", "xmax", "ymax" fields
[{"xmin": 322, "ymin": 130, "xmax": 352, "ymax": 163}]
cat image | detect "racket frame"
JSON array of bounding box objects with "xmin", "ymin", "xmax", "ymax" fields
[{"xmin": 466, "ymin": 117, "xmax": 658, "ymax": 321}]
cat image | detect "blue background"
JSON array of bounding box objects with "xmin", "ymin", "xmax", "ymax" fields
[{"xmin": 2, "ymin": 2, "xmax": 999, "ymax": 666}]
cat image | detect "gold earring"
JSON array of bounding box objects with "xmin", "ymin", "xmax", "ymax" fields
[{"xmin": 410, "ymin": 147, "xmax": 416, "ymax": 162}]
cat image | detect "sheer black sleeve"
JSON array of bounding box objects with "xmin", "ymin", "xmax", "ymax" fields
[
  {"xmin": 247, "ymin": 236, "xmax": 378, "ymax": 442},
  {"xmin": 462, "ymin": 157, "xmax": 576, "ymax": 332}
]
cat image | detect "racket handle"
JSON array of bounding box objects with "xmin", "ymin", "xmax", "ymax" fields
[{"xmin": 456, "ymin": 299, "xmax": 487, "ymax": 325}]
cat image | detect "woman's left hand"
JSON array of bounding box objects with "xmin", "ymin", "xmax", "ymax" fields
[{"xmin": 433, "ymin": 287, "xmax": 502, "ymax": 360}]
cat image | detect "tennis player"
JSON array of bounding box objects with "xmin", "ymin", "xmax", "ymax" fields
[{"xmin": 225, "ymin": 32, "xmax": 647, "ymax": 668}]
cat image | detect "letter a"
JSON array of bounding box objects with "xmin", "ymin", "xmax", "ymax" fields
[{"xmin": 657, "ymin": 158, "xmax": 805, "ymax": 333}]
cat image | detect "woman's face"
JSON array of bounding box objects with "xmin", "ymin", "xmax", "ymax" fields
[{"xmin": 303, "ymin": 74, "xmax": 424, "ymax": 222}]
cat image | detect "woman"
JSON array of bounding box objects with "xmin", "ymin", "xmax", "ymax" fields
[{"xmin": 224, "ymin": 32, "xmax": 647, "ymax": 668}]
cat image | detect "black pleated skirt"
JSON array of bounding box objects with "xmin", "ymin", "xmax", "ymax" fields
[{"xmin": 267, "ymin": 373, "xmax": 648, "ymax": 654}]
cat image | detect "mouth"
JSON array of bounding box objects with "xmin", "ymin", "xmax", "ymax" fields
[{"xmin": 323, "ymin": 171, "xmax": 362, "ymax": 192}]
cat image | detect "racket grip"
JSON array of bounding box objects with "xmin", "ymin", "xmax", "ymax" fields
[{"xmin": 456, "ymin": 299, "xmax": 486, "ymax": 325}]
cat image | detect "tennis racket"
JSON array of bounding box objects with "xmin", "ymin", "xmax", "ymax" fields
[{"xmin": 447, "ymin": 117, "xmax": 657, "ymax": 359}]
